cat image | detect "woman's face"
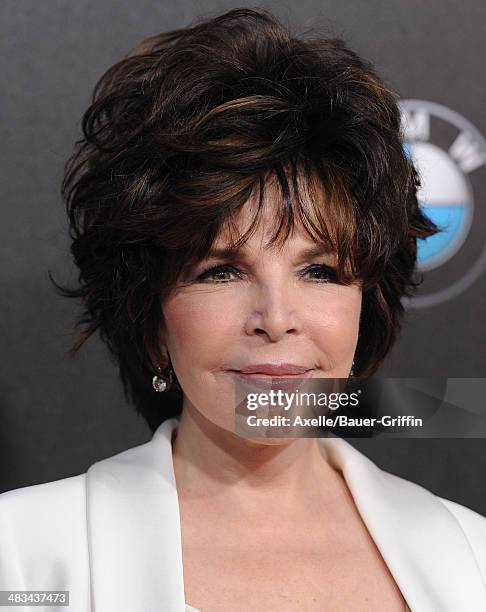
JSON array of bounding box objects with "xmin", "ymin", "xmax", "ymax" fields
[{"xmin": 160, "ymin": 184, "xmax": 362, "ymax": 436}]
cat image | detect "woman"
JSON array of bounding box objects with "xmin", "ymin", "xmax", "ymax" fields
[{"xmin": 1, "ymin": 8, "xmax": 485, "ymax": 612}]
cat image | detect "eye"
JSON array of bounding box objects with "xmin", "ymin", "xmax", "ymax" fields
[
  {"xmin": 301, "ymin": 264, "xmax": 338, "ymax": 283},
  {"xmin": 196, "ymin": 263, "xmax": 338, "ymax": 284},
  {"xmin": 196, "ymin": 264, "xmax": 243, "ymax": 283}
]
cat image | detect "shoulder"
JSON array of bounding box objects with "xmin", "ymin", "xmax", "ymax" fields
[
  {"xmin": 0, "ymin": 471, "xmax": 86, "ymax": 511},
  {"xmin": 383, "ymin": 465, "xmax": 486, "ymax": 579},
  {"xmin": 0, "ymin": 473, "xmax": 90, "ymax": 599},
  {"xmin": 0, "ymin": 472, "xmax": 87, "ymax": 537},
  {"xmin": 437, "ymin": 495, "xmax": 486, "ymax": 535},
  {"xmin": 437, "ymin": 495, "xmax": 486, "ymax": 571},
  {"xmin": 377, "ymin": 459, "xmax": 486, "ymax": 546}
]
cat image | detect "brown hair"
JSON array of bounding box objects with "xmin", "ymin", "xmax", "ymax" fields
[{"xmin": 51, "ymin": 8, "xmax": 439, "ymax": 432}]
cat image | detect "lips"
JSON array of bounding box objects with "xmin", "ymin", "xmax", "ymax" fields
[
  {"xmin": 230, "ymin": 364, "xmax": 315, "ymax": 394},
  {"xmin": 232, "ymin": 363, "xmax": 313, "ymax": 376}
]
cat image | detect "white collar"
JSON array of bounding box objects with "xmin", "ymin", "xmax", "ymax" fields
[{"xmin": 86, "ymin": 416, "xmax": 486, "ymax": 611}]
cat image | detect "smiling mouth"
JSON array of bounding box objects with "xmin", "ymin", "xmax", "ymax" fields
[
  {"xmin": 230, "ymin": 370, "xmax": 314, "ymax": 379},
  {"xmin": 228, "ymin": 369, "xmax": 316, "ymax": 395},
  {"xmin": 228, "ymin": 370, "xmax": 316, "ymax": 392},
  {"xmin": 230, "ymin": 363, "xmax": 314, "ymax": 376}
]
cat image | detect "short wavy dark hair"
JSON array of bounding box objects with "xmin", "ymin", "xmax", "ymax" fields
[{"xmin": 52, "ymin": 7, "xmax": 439, "ymax": 432}]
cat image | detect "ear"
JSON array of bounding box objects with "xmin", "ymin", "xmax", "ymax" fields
[
  {"xmin": 157, "ymin": 319, "xmax": 169, "ymax": 351},
  {"xmin": 146, "ymin": 323, "xmax": 168, "ymax": 370}
]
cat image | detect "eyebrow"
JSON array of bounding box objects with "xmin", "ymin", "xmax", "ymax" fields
[{"xmin": 203, "ymin": 244, "xmax": 335, "ymax": 263}]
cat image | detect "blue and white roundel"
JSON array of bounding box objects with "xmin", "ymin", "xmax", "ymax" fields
[
  {"xmin": 404, "ymin": 140, "xmax": 473, "ymax": 271},
  {"xmin": 399, "ymin": 99, "xmax": 486, "ymax": 307}
]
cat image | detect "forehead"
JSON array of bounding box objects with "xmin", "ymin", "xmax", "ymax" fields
[{"xmin": 213, "ymin": 170, "xmax": 335, "ymax": 254}]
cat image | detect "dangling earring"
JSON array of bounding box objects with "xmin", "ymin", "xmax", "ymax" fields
[
  {"xmin": 152, "ymin": 362, "xmax": 173, "ymax": 393},
  {"xmin": 349, "ymin": 360, "xmax": 355, "ymax": 378}
]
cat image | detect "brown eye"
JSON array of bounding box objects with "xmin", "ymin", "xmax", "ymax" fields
[
  {"xmin": 197, "ymin": 264, "xmax": 242, "ymax": 283},
  {"xmin": 302, "ymin": 264, "xmax": 337, "ymax": 283}
]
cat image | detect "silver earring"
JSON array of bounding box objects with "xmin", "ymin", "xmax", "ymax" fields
[
  {"xmin": 349, "ymin": 360, "xmax": 355, "ymax": 378},
  {"xmin": 152, "ymin": 363, "xmax": 173, "ymax": 393}
]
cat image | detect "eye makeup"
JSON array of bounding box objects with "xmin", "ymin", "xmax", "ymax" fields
[{"xmin": 195, "ymin": 262, "xmax": 338, "ymax": 284}]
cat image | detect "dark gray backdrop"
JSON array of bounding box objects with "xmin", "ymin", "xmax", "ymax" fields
[{"xmin": 1, "ymin": 1, "xmax": 485, "ymax": 513}]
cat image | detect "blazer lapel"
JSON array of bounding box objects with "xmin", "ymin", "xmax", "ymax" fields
[
  {"xmin": 86, "ymin": 416, "xmax": 486, "ymax": 612},
  {"xmin": 320, "ymin": 435, "xmax": 486, "ymax": 611},
  {"xmin": 86, "ymin": 417, "xmax": 186, "ymax": 612}
]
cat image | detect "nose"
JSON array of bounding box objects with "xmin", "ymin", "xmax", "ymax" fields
[{"xmin": 244, "ymin": 281, "xmax": 301, "ymax": 342}]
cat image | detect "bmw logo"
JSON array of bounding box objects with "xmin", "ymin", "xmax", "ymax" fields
[{"xmin": 399, "ymin": 99, "xmax": 486, "ymax": 307}]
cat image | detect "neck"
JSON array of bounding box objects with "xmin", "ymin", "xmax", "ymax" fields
[{"xmin": 171, "ymin": 406, "xmax": 346, "ymax": 519}]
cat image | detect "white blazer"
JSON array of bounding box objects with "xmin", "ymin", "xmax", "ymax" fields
[{"xmin": 1, "ymin": 416, "xmax": 486, "ymax": 612}]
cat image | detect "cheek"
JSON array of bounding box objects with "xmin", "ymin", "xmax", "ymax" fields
[
  {"xmin": 162, "ymin": 289, "xmax": 241, "ymax": 365},
  {"xmin": 304, "ymin": 287, "xmax": 361, "ymax": 359},
  {"xmin": 161, "ymin": 289, "xmax": 242, "ymax": 431}
]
